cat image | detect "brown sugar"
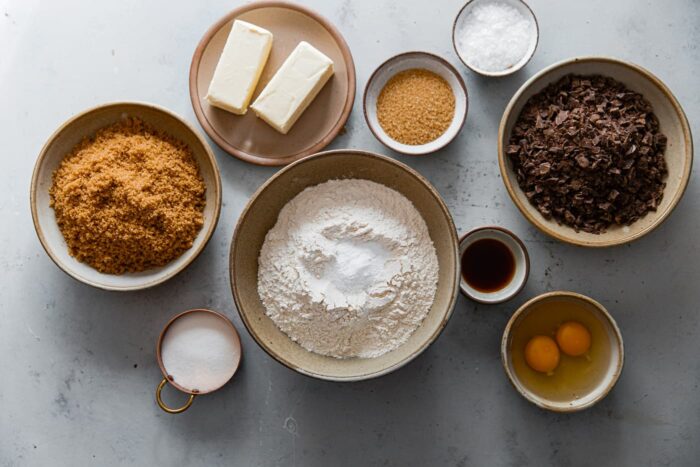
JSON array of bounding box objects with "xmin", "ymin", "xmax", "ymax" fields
[
  {"xmin": 49, "ymin": 118, "xmax": 206, "ymax": 274},
  {"xmin": 376, "ymin": 68, "xmax": 455, "ymax": 145}
]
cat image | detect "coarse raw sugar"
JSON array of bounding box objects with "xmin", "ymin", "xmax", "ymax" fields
[
  {"xmin": 376, "ymin": 68, "xmax": 455, "ymax": 146},
  {"xmin": 49, "ymin": 118, "xmax": 206, "ymax": 274}
]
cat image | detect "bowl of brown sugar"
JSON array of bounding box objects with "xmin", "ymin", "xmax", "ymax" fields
[
  {"xmin": 364, "ymin": 52, "xmax": 468, "ymax": 155},
  {"xmin": 31, "ymin": 102, "xmax": 222, "ymax": 290}
]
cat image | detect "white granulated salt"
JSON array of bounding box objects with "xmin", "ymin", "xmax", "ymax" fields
[
  {"xmin": 257, "ymin": 179, "xmax": 439, "ymax": 359},
  {"xmin": 456, "ymin": 1, "xmax": 535, "ymax": 72},
  {"xmin": 161, "ymin": 312, "xmax": 240, "ymax": 393}
]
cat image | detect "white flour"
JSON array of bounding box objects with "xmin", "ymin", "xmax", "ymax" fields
[{"xmin": 257, "ymin": 179, "xmax": 439, "ymax": 359}]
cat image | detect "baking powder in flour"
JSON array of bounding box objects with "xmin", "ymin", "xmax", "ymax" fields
[{"xmin": 257, "ymin": 179, "xmax": 439, "ymax": 358}]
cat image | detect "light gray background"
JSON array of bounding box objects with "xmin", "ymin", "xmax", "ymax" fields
[{"xmin": 2, "ymin": 0, "xmax": 698, "ymax": 465}]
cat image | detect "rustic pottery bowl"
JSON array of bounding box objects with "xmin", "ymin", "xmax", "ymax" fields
[
  {"xmin": 452, "ymin": 0, "xmax": 539, "ymax": 77},
  {"xmin": 363, "ymin": 52, "xmax": 468, "ymax": 155},
  {"xmin": 230, "ymin": 149, "xmax": 460, "ymax": 381},
  {"xmin": 498, "ymin": 57, "xmax": 693, "ymax": 247},
  {"xmin": 31, "ymin": 102, "xmax": 222, "ymax": 291},
  {"xmin": 501, "ymin": 291, "xmax": 624, "ymax": 412},
  {"xmin": 458, "ymin": 226, "xmax": 529, "ymax": 304}
]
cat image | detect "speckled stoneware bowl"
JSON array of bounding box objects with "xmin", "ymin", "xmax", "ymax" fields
[
  {"xmin": 363, "ymin": 52, "xmax": 468, "ymax": 155},
  {"xmin": 501, "ymin": 291, "xmax": 624, "ymax": 412},
  {"xmin": 30, "ymin": 102, "xmax": 222, "ymax": 291},
  {"xmin": 452, "ymin": 0, "xmax": 539, "ymax": 77},
  {"xmin": 499, "ymin": 57, "xmax": 693, "ymax": 247},
  {"xmin": 230, "ymin": 149, "xmax": 460, "ymax": 381}
]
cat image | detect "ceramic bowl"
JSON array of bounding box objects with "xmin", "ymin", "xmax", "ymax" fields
[
  {"xmin": 459, "ymin": 226, "xmax": 529, "ymax": 304},
  {"xmin": 452, "ymin": 0, "xmax": 539, "ymax": 77},
  {"xmin": 30, "ymin": 102, "xmax": 222, "ymax": 291},
  {"xmin": 498, "ymin": 57, "xmax": 693, "ymax": 247},
  {"xmin": 363, "ymin": 52, "xmax": 468, "ymax": 155},
  {"xmin": 501, "ymin": 291, "xmax": 624, "ymax": 412},
  {"xmin": 230, "ymin": 149, "xmax": 460, "ymax": 381}
]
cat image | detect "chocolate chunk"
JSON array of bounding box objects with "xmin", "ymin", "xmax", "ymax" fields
[{"xmin": 507, "ymin": 74, "xmax": 667, "ymax": 234}]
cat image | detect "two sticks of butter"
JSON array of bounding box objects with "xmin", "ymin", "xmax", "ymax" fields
[{"xmin": 205, "ymin": 20, "xmax": 334, "ymax": 135}]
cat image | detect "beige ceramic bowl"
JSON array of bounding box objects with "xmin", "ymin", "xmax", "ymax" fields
[
  {"xmin": 501, "ymin": 291, "xmax": 624, "ymax": 412},
  {"xmin": 230, "ymin": 150, "xmax": 460, "ymax": 381},
  {"xmin": 363, "ymin": 52, "xmax": 468, "ymax": 155},
  {"xmin": 30, "ymin": 102, "xmax": 222, "ymax": 291},
  {"xmin": 499, "ymin": 57, "xmax": 693, "ymax": 247}
]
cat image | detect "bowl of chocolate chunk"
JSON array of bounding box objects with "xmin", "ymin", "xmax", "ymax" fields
[
  {"xmin": 498, "ymin": 57, "xmax": 692, "ymax": 247},
  {"xmin": 31, "ymin": 102, "xmax": 222, "ymax": 290}
]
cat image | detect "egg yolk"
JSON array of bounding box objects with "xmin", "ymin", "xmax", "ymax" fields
[
  {"xmin": 556, "ymin": 321, "xmax": 591, "ymax": 356},
  {"xmin": 524, "ymin": 335, "xmax": 560, "ymax": 374}
]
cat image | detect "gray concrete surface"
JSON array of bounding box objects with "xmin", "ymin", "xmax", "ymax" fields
[{"xmin": 2, "ymin": 0, "xmax": 699, "ymax": 465}]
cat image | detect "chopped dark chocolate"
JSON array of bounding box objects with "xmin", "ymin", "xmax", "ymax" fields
[{"xmin": 507, "ymin": 74, "xmax": 667, "ymax": 234}]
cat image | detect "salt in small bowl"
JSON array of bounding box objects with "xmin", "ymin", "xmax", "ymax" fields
[{"xmin": 452, "ymin": 0, "xmax": 539, "ymax": 77}]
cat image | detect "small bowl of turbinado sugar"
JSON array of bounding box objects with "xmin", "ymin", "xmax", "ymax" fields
[
  {"xmin": 452, "ymin": 0, "xmax": 539, "ymax": 77},
  {"xmin": 363, "ymin": 52, "xmax": 468, "ymax": 155}
]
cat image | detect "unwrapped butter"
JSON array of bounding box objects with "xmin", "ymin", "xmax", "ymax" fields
[
  {"xmin": 251, "ymin": 41, "xmax": 334, "ymax": 134},
  {"xmin": 205, "ymin": 20, "xmax": 273, "ymax": 115}
]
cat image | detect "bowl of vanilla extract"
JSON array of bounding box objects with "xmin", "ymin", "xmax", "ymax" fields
[{"xmin": 459, "ymin": 226, "xmax": 529, "ymax": 304}]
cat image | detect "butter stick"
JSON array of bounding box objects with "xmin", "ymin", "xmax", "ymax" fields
[
  {"xmin": 205, "ymin": 20, "xmax": 273, "ymax": 115},
  {"xmin": 251, "ymin": 41, "xmax": 334, "ymax": 134}
]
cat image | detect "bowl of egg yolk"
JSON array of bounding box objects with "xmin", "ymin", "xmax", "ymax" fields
[{"xmin": 501, "ymin": 291, "xmax": 624, "ymax": 412}]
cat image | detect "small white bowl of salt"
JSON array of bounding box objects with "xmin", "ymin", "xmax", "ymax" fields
[
  {"xmin": 155, "ymin": 309, "xmax": 242, "ymax": 414},
  {"xmin": 452, "ymin": 0, "xmax": 539, "ymax": 77}
]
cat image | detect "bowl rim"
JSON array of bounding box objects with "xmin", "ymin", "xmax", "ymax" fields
[
  {"xmin": 500, "ymin": 290, "xmax": 625, "ymax": 413},
  {"xmin": 188, "ymin": 0, "xmax": 357, "ymax": 166},
  {"xmin": 458, "ymin": 225, "xmax": 530, "ymax": 304},
  {"xmin": 156, "ymin": 308, "xmax": 243, "ymax": 395},
  {"xmin": 451, "ymin": 0, "xmax": 540, "ymax": 77},
  {"xmin": 362, "ymin": 51, "xmax": 469, "ymax": 156},
  {"xmin": 229, "ymin": 149, "xmax": 460, "ymax": 381},
  {"xmin": 497, "ymin": 56, "xmax": 694, "ymax": 247},
  {"xmin": 29, "ymin": 100, "xmax": 223, "ymax": 291}
]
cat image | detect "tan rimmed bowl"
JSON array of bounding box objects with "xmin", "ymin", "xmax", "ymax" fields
[
  {"xmin": 30, "ymin": 102, "xmax": 222, "ymax": 291},
  {"xmin": 501, "ymin": 291, "xmax": 624, "ymax": 412},
  {"xmin": 363, "ymin": 52, "xmax": 468, "ymax": 155},
  {"xmin": 230, "ymin": 149, "xmax": 460, "ymax": 381},
  {"xmin": 498, "ymin": 57, "xmax": 693, "ymax": 247}
]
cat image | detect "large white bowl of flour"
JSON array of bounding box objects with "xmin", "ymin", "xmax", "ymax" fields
[{"xmin": 230, "ymin": 150, "xmax": 459, "ymax": 381}]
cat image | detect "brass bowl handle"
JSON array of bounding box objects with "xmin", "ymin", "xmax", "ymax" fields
[{"xmin": 156, "ymin": 378, "xmax": 195, "ymax": 414}]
